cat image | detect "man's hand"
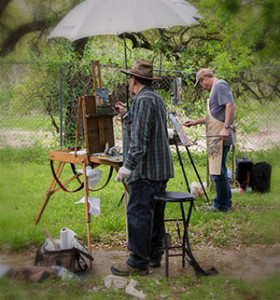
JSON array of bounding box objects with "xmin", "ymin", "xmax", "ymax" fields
[
  {"xmin": 184, "ymin": 120, "xmax": 196, "ymax": 127},
  {"xmin": 115, "ymin": 167, "xmax": 132, "ymax": 182},
  {"xmin": 114, "ymin": 102, "xmax": 126, "ymax": 117},
  {"xmin": 219, "ymin": 128, "xmax": 230, "ymax": 140}
]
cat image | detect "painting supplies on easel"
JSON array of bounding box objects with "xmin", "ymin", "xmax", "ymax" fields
[
  {"xmin": 169, "ymin": 112, "xmax": 210, "ymax": 203},
  {"xmin": 35, "ymin": 61, "xmax": 127, "ymax": 265}
]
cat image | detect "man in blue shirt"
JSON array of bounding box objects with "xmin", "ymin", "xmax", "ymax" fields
[{"xmin": 111, "ymin": 59, "xmax": 174, "ymax": 276}]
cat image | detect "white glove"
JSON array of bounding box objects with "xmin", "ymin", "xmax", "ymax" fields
[{"xmin": 115, "ymin": 167, "xmax": 132, "ymax": 182}]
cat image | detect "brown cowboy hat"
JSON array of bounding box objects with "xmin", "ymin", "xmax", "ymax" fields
[{"xmin": 120, "ymin": 59, "xmax": 161, "ymax": 80}]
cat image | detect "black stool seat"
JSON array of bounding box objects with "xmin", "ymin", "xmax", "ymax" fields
[
  {"xmin": 154, "ymin": 191, "xmax": 212, "ymax": 277},
  {"xmin": 154, "ymin": 191, "xmax": 196, "ymax": 202}
]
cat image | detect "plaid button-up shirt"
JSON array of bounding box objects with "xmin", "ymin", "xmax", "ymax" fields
[{"xmin": 122, "ymin": 86, "xmax": 174, "ymax": 183}]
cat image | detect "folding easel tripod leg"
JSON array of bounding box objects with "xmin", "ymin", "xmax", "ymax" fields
[
  {"xmin": 83, "ymin": 160, "xmax": 92, "ymax": 268},
  {"xmin": 173, "ymin": 138, "xmax": 210, "ymax": 203},
  {"xmin": 180, "ymin": 200, "xmax": 217, "ymax": 276},
  {"xmin": 174, "ymin": 140, "xmax": 191, "ymax": 192},
  {"xmin": 51, "ymin": 173, "xmax": 83, "ymax": 194},
  {"xmin": 184, "ymin": 145, "xmax": 210, "ymax": 203},
  {"xmin": 35, "ymin": 162, "xmax": 65, "ymax": 224}
]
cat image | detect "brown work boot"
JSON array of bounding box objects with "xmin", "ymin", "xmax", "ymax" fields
[
  {"xmin": 148, "ymin": 258, "xmax": 161, "ymax": 268},
  {"xmin": 111, "ymin": 262, "xmax": 148, "ymax": 276}
]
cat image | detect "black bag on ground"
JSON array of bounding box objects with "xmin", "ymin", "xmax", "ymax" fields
[
  {"xmin": 34, "ymin": 240, "xmax": 93, "ymax": 272},
  {"xmin": 236, "ymin": 157, "xmax": 254, "ymax": 189},
  {"xmin": 252, "ymin": 162, "xmax": 272, "ymax": 193}
]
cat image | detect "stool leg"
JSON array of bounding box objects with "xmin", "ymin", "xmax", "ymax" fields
[
  {"xmin": 161, "ymin": 202, "xmax": 169, "ymax": 278},
  {"xmin": 180, "ymin": 202, "xmax": 187, "ymax": 268}
]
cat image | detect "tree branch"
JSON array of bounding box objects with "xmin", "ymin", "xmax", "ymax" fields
[
  {"xmin": 0, "ymin": 0, "xmax": 12, "ymax": 16},
  {"xmin": 118, "ymin": 32, "xmax": 152, "ymax": 50},
  {"xmin": 0, "ymin": 19, "xmax": 50, "ymax": 57}
]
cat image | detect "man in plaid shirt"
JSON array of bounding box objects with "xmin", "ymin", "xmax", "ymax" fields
[{"xmin": 112, "ymin": 59, "xmax": 174, "ymax": 276}]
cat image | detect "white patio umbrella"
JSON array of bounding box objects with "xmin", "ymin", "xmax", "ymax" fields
[
  {"xmin": 48, "ymin": 0, "xmax": 199, "ymax": 67},
  {"xmin": 48, "ymin": 0, "xmax": 199, "ymax": 41},
  {"xmin": 48, "ymin": 0, "xmax": 199, "ymax": 107}
]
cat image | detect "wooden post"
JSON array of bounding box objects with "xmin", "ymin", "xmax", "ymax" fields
[
  {"xmin": 91, "ymin": 60, "xmax": 102, "ymax": 91},
  {"xmin": 82, "ymin": 96, "xmax": 90, "ymax": 153},
  {"xmin": 74, "ymin": 97, "xmax": 82, "ymax": 155},
  {"xmin": 82, "ymin": 160, "xmax": 92, "ymax": 268}
]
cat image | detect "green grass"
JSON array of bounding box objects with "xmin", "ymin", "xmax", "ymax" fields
[
  {"xmin": 0, "ymin": 146, "xmax": 280, "ymax": 299},
  {"xmin": 0, "ymin": 151, "xmax": 127, "ymax": 249},
  {"xmin": 0, "ymin": 146, "xmax": 279, "ymax": 249},
  {"xmin": 1, "ymin": 113, "xmax": 57, "ymax": 132}
]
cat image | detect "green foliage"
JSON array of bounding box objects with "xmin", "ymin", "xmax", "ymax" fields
[
  {"xmin": 194, "ymin": 0, "xmax": 280, "ymax": 62},
  {"xmin": 0, "ymin": 88, "xmax": 13, "ymax": 110},
  {"xmin": 1, "ymin": 0, "xmax": 278, "ymax": 145},
  {"xmin": 182, "ymin": 98, "xmax": 206, "ymax": 121}
]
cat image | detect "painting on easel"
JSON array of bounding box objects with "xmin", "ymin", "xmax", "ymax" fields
[
  {"xmin": 169, "ymin": 112, "xmax": 192, "ymax": 146},
  {"xmin": 96, "ymin": 88, "xmax": 110, "ymax": 114}
]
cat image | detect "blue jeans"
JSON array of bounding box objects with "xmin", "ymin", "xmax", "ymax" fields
[
  {"xmin": 126, "ymin": 178, "xmax": 167, "ymax": 269},
  {"xmin": 212, "ymin": 146, "xmax": 232, "ymax": 212}
]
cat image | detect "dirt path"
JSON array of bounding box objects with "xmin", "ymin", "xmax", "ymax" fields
[{"xmin": 1, "ymin": 243, "xmax": 280, "ymax": 280}]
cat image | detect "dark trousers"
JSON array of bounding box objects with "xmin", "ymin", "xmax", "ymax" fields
[
  {"xmin": 213, "ymin": 145, "xmax": 232, "ymax": 212},
  {"xmin": 126, "ymin": 178, "xmax": 167, "ymax": 269}
]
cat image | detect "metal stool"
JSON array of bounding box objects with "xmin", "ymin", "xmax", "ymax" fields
[{"xmin": 154, "ymin": 191, "xmax": 213, "ymax": 277}]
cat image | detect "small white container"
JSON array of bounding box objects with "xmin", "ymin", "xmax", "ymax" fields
[{"xmin": 231, "ymin": 188, "xmax": 243, "ymax": 194}]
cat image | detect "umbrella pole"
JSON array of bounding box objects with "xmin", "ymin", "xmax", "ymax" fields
[
  {"xmin": 123, "ymin": 34, "xmax": 130, "ymax": 109},
  {"xmin": 159, "ymin": 51, "xmax": 162, "ymax": 77},
  {"xmin": 124, "ymin": 34, "xmax": 128, "ymax": 70}
]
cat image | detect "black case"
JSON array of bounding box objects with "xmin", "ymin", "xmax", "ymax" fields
[
  {"xmin": 236, "ymin": 158, "xmax": 271, "ymax": 193},
  {"xmin": 236, "ymin": 157, "xmax": 254, "ymax": 190},
  {"xmin": 252, "ymin": 162, "xmax": 272, "ymax": 193}
]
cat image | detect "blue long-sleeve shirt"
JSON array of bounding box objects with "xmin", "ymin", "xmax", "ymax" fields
[{"xmin": 122, "ymin": 86, "xmax": 174, "ymax": 183}]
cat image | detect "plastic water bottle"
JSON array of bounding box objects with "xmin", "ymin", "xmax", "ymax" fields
[
  {"xmin": 52, "ymin": 265, "xmax": 82, "ymax": 280},
  {"xmin": 231, "ymin": 188, "xmax": 243, "ymax": 194}
]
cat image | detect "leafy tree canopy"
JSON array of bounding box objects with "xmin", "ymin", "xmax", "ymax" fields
[
  {"xmin": 195, "ymin": 0, "xmax": 280, "ymax": 62},
  {"xmin": 0, "ymin": 0, "xmax": 80, "ymax": 58},
  {"xmin": 1, "ymin": 0, "xmax": 279, "ymax": 141},
  {"xmin": 1, "ymin": 0, "xmax": 279, "ymax": 65}
]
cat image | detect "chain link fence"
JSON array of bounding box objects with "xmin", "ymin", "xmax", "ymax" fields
[{"xmin": 1, "ymin": 61, "xmax": 280, "ymax": 153}]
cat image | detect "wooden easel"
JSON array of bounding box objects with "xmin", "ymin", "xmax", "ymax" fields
[
  {"xmin": 75, "ymin": 61, "xmax": 116, "ymax": 155},
  {"xmin": 35, "ymin": 61, "xmax": 128, "ymax": 263},
  {"xmin": 91, "ymin": 60, "xmax": 102, "ymax": 91}
]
